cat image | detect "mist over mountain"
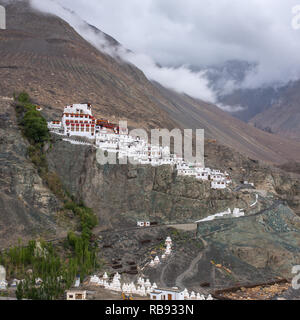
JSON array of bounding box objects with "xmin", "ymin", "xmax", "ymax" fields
[{"xmin": 27, "ymin": 0, "xmax": 300, "ymax": 142}]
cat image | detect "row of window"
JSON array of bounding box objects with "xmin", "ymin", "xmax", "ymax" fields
[
  {"xmin": 66, "ymin": 121, "xmax": 94, "ymax": 124},
  {"xmin": 64, "ymin": 114, "xmax": 93, "ymax": 119},
  {"xmin": 68, "ymin": 127, "xmax": 95, "ymax": 132}
]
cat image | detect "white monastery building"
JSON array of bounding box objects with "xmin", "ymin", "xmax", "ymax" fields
[{"xmin": 48, "ymin": 104, "xmax": 232, "ymax": 190}]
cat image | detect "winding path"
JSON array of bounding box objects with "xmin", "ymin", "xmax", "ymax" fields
[{"xmin": 175, "ymin": 237, "xmax": 209, "ymax": 292}]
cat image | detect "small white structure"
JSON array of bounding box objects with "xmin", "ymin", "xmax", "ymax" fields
[
  {"xmin": 190, "ymin": 291, "xmax": 196, "ymax": 300},
  {"xmin": 111, "ymin": 276, "xmax": 121, "ymax": 292},
  {"xmin": 150, "ymin": 288, "xmax": 185, "ymax": 301},
  {"xmin": 66, "ymin": 290, "xmax": 87, "ymax": 300},
  {"xmin": 137, "ymin": 221, "xmax": 151, "ymax": 228},
  {"xmin": 47, "ymin": 121, "xmax": 62, "ymax": 133},
  {"xmin": 211, "ymin": 181, "xmax": 227, "ymax": 189},
  {"xmin": 165, "ymin": 237, "xmax": 172, "ymax": 246},
  {"xmin": 145, "ymin": 279, "xmax": 152, "ymax": 288},
  {"xmin": 35, "ymin": 278, "xmax": 43, "ymax": 286},
  {"xmin": 154, "ymin": 256, "xmax": 160, "ymax": 265},
  {"xmin": 232, "ymin": 208, "xmax": 245, "ymax": 218},
  {"xmin": 0, "ymin": 280, "xmax": 7, "ymax": 290},
  {"xmin": 74, "ymin": 276, "xmax": 80, "ymax": 288},
  {"xmin": 0, "ymin": 5, "xmax": 6, "ymax": 30},
  {"xmin": 183, "ymin": 288, "xmax": 189, "ymax": 299},
  {"xmin": 102, "ymin": 272, "xmax": 109, "ymax": 280},
  {"xmin": 165, "ymin": 247, "xmax": 172, "ymax": 255},
  {"xmin": 90, "ymin": 275, "xmax": 101, "ymax": 285},
  {"xmin": 0, "ymin": 265, "xmax": 6, "ymax": 282},
  {"xmin": 149, "ymin": 259, "xmax": 155, "ymax": 267},
  {"xmin": 0, "ymin": 266, "xmax": 7, "ymax": 290},
  {"xmin": 196, "ymin": 207, "xmax": 245, "ymax": 223}
]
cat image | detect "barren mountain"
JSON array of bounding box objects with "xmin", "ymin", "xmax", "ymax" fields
[
  {"xmin": 249, "ymin": 81, "xmax": 300, "ymax": 142},
  {"xmin": 0, "ymin": 0, "xmax": 300, "ymax": 165}
]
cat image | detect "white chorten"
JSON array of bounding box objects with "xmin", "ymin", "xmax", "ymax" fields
[
  {"xmin": 165, "ymin": 237, "xmax": 172, "ymax": 246},
  {"xmin": 154, "ymin": 256, "xmax": 160, "ymax": 264},
  {"xmin": 103, "ymin": 272, "xmax": 108, "ymax": 280},
  {"xmin": 0, "ymin": 266, "xmax": 6, "ymax": 282},
  {"xmin": 149, "ymin": 259, "xmax": 155, "ymax": 267},
  {"xmin": 165, "ymin": 247, "xmax": 172, "ymax": 255},
  {"xmin": 183, "ymin": 288, "xmax": 189, "ymax": 299},
  {"xmin": 145, "ymin": 279, "xmax": 152, "ymax": 288}
]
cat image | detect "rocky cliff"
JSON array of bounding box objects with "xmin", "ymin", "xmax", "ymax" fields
[
  {"xmin": 46, "ymin": 135, "xmax": 300, "ymax": 229},
  {"xmin": 46, "ymin": 138, "xmax": 247, "ymax": 229},
  {"xmin": 0, "ymin": 98, "xmax": 65, "ymax": 247}
]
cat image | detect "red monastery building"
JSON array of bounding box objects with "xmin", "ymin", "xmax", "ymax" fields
[{"xmin": 48, "ymin": 104, "xmax": 119, "ymax": 138}]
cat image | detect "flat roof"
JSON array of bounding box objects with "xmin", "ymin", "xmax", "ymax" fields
[{"xmin": 153, "ymin": 287, "xmax": 183, "ymax": 293}]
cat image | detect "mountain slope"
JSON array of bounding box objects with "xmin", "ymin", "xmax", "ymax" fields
[
  {"xmin": 206, "ymin": 60, "xmax": 300, "ymax": 141},
  {"xmin": 153, "ymin": 82, "xmax": 300, "ymax": 164},
  {"xmin": 0, "ymin": 0, "xmax": 179, "ymax": 131},
  {"xmin": 0, "ymin": 0, "xmax": 300, "ymax": 165},
  {"xmin": 249, "ymin": 81, "xmax": 300, "ymax": 142}
]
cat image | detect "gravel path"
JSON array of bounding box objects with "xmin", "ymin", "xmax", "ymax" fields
[{"xmin": 175, "ymin": 237, "xmax": 209, "ymax": 293}]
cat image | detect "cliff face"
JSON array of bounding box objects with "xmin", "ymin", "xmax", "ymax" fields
[
  {"xmin": 46, "ymin": 136, "xmax": 300, "ymax": 230},
  {"xmin": 46, "ymin": 138, "xmax": 250, "ymax": 229},
  {"xmin": 0, "ymin": 99, "xmax": 65, "ymax": 247}
]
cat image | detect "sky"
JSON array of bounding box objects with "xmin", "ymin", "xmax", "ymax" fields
[{"xmin": 29, "ymin": 0, "xmax": 300, "ymax": 105}]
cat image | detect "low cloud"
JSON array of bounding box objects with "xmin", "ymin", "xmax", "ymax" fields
[
  {"xmin": 217, "ymin": 104, "xmax": 247, "ymax": 113},
  {"xmin": 123, "ymin": 52, "xmax": 216, "ymax": 102},
  {"xmin": 30, "ymin": 0, "xmax": 217, "ymax": 103},
  {"xmin": 29, "ymin": 0, "xmax": 300, "ymax": 104}
]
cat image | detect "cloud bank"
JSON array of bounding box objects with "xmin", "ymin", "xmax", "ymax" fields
[
  {"xmin": 30, "ymin": 0, "xmax": 300, "ymax": 103},
  {"xmin": 30, "ymin": 0, "xmax": 217, "ymax": 103}
]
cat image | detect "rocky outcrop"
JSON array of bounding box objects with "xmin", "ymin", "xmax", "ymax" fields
[
  {"xmin": 0, "ymin": 100, "xmax": 66, "ymax": 246},
  {"xmin": 47, "ymin": 138, "xmax": 256, "ymax": 229}
]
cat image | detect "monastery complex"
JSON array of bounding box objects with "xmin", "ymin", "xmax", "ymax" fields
[{"xmin": 48, "ymin": 104, "xmax": 232, "ymax": 190}]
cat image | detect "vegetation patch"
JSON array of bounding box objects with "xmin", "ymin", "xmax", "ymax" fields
[{"xmin": 9, "ymin": 92, "xmax": 100, "ymax": 299}]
